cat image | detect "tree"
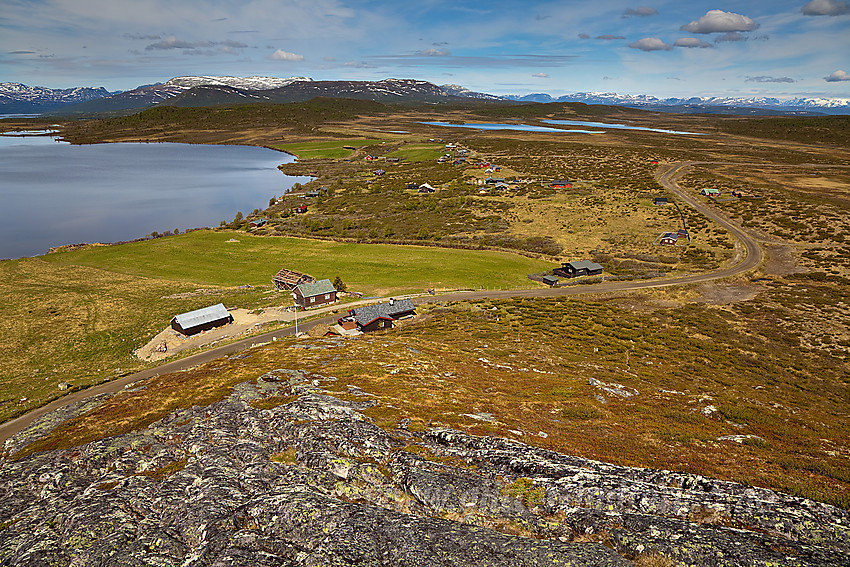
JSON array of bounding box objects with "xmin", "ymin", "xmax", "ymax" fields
[
  {"xmin": 269, "ymin": 196, "xmax": 277, "ymax": 207},
  {"xmin": 332, "ymin": 275, "xmax": 347, "ymax": 292},
  {"xmin": 234, "ymin": 211, "xmax": 244, "ymax": 222}
]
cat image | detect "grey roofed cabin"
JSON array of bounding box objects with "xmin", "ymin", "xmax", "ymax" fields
[
  {"xmin": 542, "ymin": 275, "xmax": 559, "ymax": 286},
  {"xmin": 553, "ymin": 260, "xmax": 603, "ymax": 278},
  {"xmin": 171, "ymin": 303, "xmax": 233, "ymax": 336},
  {"xmin": 293, "ymin": 278, "xmax": 337, "ymax": 309},
  {"xmin": 345, "ymin": 298, "xmax": 415, "ymax": 332}
]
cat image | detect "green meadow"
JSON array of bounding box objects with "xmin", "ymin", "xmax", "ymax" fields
[
  {"xmin": 0, "ymin": 231, "xmax": 553, "ymax": 423},
  {"xmin": 273, "ymin": 139, "xmax": 384, "ymax": 160},
  {"xmin": 41, "ymin": 230, "xmax": 553, "ymax": 293}
]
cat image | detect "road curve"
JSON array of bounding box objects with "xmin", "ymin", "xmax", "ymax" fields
[{"xmin": 0, "ymin": 162, "xmax": 763, "ymax": 445}]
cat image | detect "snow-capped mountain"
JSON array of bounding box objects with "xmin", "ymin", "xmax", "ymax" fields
[
  {"xmin": 5, "ymin": 76, "xmax": 848, "ymax": 116},
  {"xmin": 439, "ymin": 84, "xmax": 503, "ymax": 100},
  {"xmin": 166, "ymin": 75, "xmax": 311, "ymax": 90},
  {"xmin": 0, "ymin": 82, "xmax": 114, "ymax": 113},
  {"xmin": 503, "ymin": 92, "xmax": 850, "ymax": 114},
  {"xmin": 47, "ymin": 76, "xmax": 314, "ymax": 115}
]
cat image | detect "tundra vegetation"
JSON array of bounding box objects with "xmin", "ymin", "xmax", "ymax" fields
[{"xmin": 1, "ymin": 100, "xmax": 848, "ymax": 514}]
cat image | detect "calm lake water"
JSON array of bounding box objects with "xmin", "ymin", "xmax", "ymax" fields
[
  {"xmin": 422, "ymin": 120, "xmax": 705, "ymax": 136},
  {"xmin": 420, "ymin": 121, "xmax": 603, "ymax": 134},
  {"xmin": 0, "ymin": 135, "xmax": 309, "ymax": 259},
  {"xmin": 542, "ymin": 119, "xmax": 704, "ymax": 135}
]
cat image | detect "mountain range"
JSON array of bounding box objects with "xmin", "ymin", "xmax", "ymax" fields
[{"xmin": 2, "ymin": 76, "xmax": 848, "ymax": 116}]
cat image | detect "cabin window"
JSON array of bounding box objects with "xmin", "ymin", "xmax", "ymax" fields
[
  {"xmin": 324, "ymin": 294, "xmax": 330, "ymax": 300},
  {"xmin": 309, "ymin": 297, "xmax": 314, "ymax": 303}
]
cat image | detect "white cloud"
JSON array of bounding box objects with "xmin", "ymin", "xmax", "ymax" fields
[
  {"xmin": 271, "ymin": 49, "xmax": 304, "ymax": 61},
  {"xmin": 578, "ymin": 33, "xmax": 591, "ymax": 39},
  {"xmin": 532, "ymin": 72, "xmax": 549, "ymax": 78},
  {"xmin": 681, "ymin": 10, "xmax": 758, "ymax": 34},
  {"xmin": 674, "ymin": 38, "xmax": 713, "ymax": 48},
  {"xmin": 746, "ymin": 75, "xmax": 795, "ymax": 83},
  {"xmin": 629, "ymin": 37, "xmax": 672, "ymax": 51},
  {"xmin": 824, "ymin": 69, "xmax": 850, "ymax": 81},
  {"xmin": 144, "ymin": 37, "xmax": 246, "ymax": 51},
  {"xmin": 715, "ymin": 32, "xmax": 746, "ymax": 43},
  {"xmin": 596, "ymin": 34, "xmax": 626, "ymax": 40},
  {"xmin": 416, "ymin": 48, "xmax": 451, "ymax": 56},
  {"xmin": 801, "ymin": 0, "xmax": 850, "ymax": 16},
  {"xmin": 623, "ymin": 6, "xmax": 659, "ymax": 17}
]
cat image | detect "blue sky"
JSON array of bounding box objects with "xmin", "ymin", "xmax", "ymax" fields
[{"xmin": 1, "ymin": 0, "xmax": 848, "ymax": 99}]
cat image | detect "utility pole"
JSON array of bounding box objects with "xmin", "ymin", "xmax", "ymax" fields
[{"xmin": 291, "ymin": 293, "xmax": 298, "ymax": 336}]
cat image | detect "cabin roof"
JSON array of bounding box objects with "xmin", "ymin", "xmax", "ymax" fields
[
  {"xmin": 171, "ymin": 303, "xmax": 230, "ymax": 330},
  {"xmin": 351, "ymin": 299, "xmax": 415, "ymax": 326},
  {"xmin": 295, "ymin": 278, "xmax": 337, "ymax": 297},
  {"xmin": 566, "ymin": 260, "xmax": 604, "ymax": 271}
]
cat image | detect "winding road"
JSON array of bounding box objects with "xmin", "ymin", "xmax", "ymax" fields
[{"xmin": 0, "ymin": 162, "xmax": 764, "ymax": 445}]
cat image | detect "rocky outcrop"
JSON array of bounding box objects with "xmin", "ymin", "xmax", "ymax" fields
[{"xmin": 0, "ymin": 368, "xmax": 847, "ymax": 566}]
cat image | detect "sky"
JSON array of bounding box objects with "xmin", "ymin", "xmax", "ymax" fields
[{"xmin": 2, "ymin": 0, "xmax": 849, "ymax": 100}]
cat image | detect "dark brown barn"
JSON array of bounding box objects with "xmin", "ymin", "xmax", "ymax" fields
[{"xmin": 171, "ymin": 303, "xmax": 233, "ymax": 336}]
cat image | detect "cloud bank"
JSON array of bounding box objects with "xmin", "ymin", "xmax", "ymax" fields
[
  {"xmin": 623, "ymin": 6, "xmax": 658, "ymax": 17},
  {"xmin": 674, "ymin": 38, "xmax": 713, "ymax": 48},
  {"xmin": 824, "ymin": 69, "xmax": 850, "ymax": 81},
  {"xmin": 271, "ymin": 50, "xmax": 304, "ymax": 61},
  {"xmin": 629, "ymin": 37, "xmax": 671, "ymax": 51},
  {"xmin": 681, "ymin": 10, "xmax": 758, "ymax": 34},
  {"xmin": 801, "ymin": 0, "xmax": 850, "ymax": 16},
  {"xmin": 746, "ymin": 75, "xmax": 795, "ymax": 83}
]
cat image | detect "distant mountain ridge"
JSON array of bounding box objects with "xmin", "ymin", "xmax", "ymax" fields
[
  {"xmin": 2, "ymin": 76, "xmax": 849, "ymax": 116},
  {"xmin": 0, "ymin": 82, "xmax": 115, "ymax": 114},
  {"xmin": 503, "ymin": 91, "xmax": 850, "ymax": 115}
]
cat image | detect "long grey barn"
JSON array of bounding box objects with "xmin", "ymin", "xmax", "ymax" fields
[{"xmin": 171, "ymin": 303, "xmax": 233, "ymax": 336}]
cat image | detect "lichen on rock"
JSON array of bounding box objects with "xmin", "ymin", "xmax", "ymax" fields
[{"xmin": 0, "ymin": 368, "xmax": 847, "ymax": 566}]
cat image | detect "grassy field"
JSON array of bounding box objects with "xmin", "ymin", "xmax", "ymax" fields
[
  {"xmin": 4, "ymin": 99, "xmax": 849, "ymax": 513},
  {"xmin": 0, "ymin": 232, "xmax": 553, "ymax": 423},
  {"xmin": 274, "ymin": 139, "xmax": 384, "ymax": 159},
  {"xmin": 40, "ymin": 230, "xmax": 554, "ymax": 293},
  {"xmin": 18, "ymin": 294, "xmax": 849, "ymax": 509}
]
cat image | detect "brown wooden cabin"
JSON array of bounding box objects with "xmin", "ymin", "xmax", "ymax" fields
[
  {"xmin": 293, "ymin": 279, "xmax": 337, "ymax": 309},
  {"xmin": 553, "ymin": 260, "xmax": 604, "ymax": 278},
  {"xmin": 340, "ymin": 298, "xmax": 416, "ymax": 333}
]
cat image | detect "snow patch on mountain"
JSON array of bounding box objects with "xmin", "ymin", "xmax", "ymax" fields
[
  {"xmin": 440, "ymin": 84, "xmax": 504, "ymax": 100},
  {"xmin": 503, "ymin": 91, "xmax": 850, "ymax": 113},
  {"xmin": 0, "ymin": 83, "xmax": 114, "ymax": 104},
  {"xmin": 166, "ymin": 76, "xmax": 312, "ymax": 90}
]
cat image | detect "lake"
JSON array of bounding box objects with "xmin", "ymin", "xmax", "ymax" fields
[
  {"xmin": 542, "ymin": 119, "xmax": 705, "ymax": 135},
  {"xmin": 420, "ymin": 121, "xmax": 603, "ymax": 134},
  {"xmin": 421, "ymin": 120, "xmax": 704, "ymax": 136},
  {"xmin": 0, "ymin": 135, "xmax": 310, "ymax": 259}
]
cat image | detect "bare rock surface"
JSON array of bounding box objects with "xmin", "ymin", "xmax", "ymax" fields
[{"xmin": 0, "ymin": 368, "xmax": 847, "ymax": 566}]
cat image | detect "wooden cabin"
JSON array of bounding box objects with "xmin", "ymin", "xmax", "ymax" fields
[
  {"xmin": 340, "ymin": 298, "xmax": 416, "ymax": 333},
  {"xmin": 293, "ymin": 279, "xmax": 337, "ymax": 309},
  {"xmin": 553, "ymin": 260, "xmax": 604, "ymax": 278},
  {"xmin": 171, "ymin": 303, "xmax": 233, "ymax": 336}
]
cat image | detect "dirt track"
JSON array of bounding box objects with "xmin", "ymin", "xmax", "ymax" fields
[{"xmin": 0, "ymin": 162, "xmax": 764, "ymax": 445}]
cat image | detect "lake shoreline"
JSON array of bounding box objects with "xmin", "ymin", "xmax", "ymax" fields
[{"xmin": 0, "ymin": 138, "xmax": 310, "ymax": 260}]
